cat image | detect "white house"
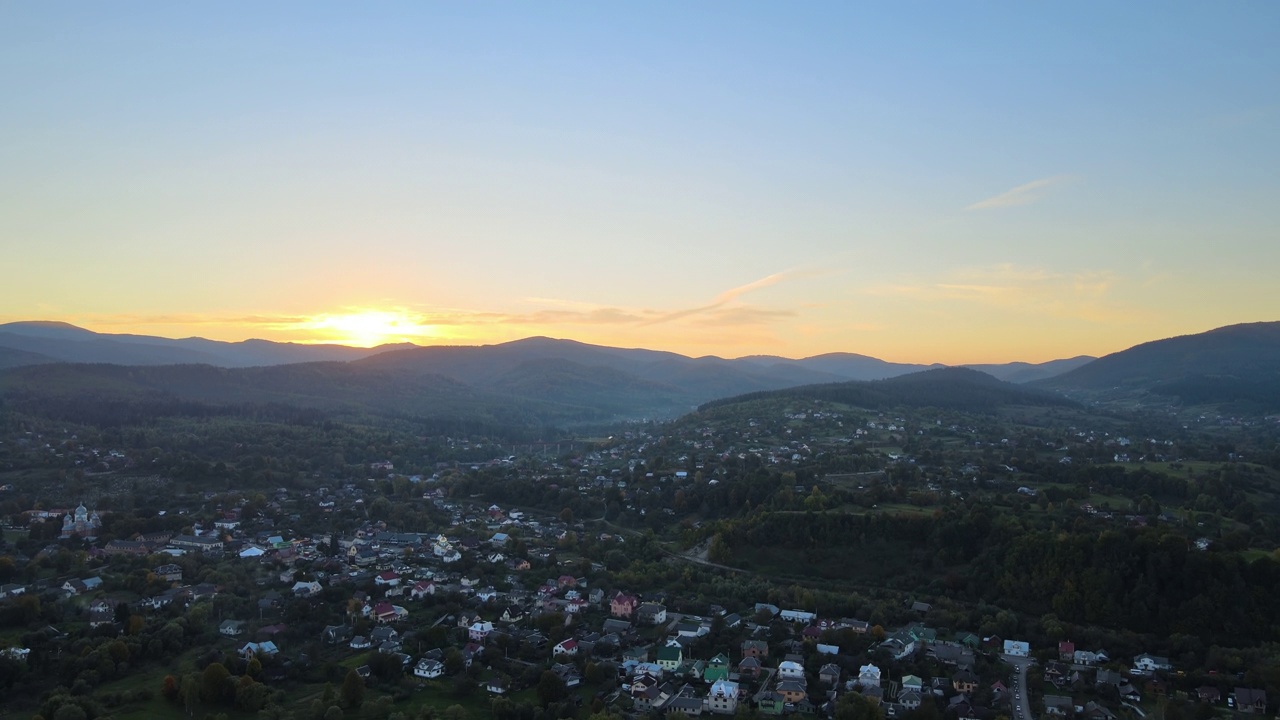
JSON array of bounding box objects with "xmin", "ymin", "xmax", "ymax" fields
[
  {"xmin": 1133, "ymin": 654, "xmax": 1172, "ymax": 673},
  {"xmin": 553, "ymin": 639, "xmax": 579, "ymax": 657},
  {"xmin": 858, "ymin": 664, "xmax": 882, "ymax": 688},
  {"xmin": 778, "ymin": 660, "xmax": 805, "ymax": 680},
  {"xmin": 708, "ymin": 679, "xmax": 740, "ymax": 714},
  {"xmin": 414, "ymin": 659, "xmax": 444, "ymax": 679},
  {"xmin": 1003, "ymin": 640, "xmax": 1030, "ymax": 657},
  {"xmin": 780, "ymin": 609, "xmax": 817, "ymax": 623},
  {"xmin": 468, "ymin": 621, "xmax": 494, "ymax": 642}
]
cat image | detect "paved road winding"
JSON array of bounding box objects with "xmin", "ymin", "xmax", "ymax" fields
[{"xmin": 1003, "ymin": 654, "xmax": 1034, "ymax": 720}]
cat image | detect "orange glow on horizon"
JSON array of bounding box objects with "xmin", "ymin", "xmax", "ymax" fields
[{"xmin": 292, "ymin": 310, "xmax": 446, "ymax": 347}]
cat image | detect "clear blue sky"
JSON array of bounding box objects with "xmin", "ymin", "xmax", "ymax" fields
[{"xmin": 2, "ymin": 2, "xmax": 1277, "ymax": 361}]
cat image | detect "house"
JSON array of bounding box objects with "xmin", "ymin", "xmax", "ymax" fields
[
  {"xmin": 1096, "ymin": 670, "xmax": 1124, "ymax": 688},
  {"xmin": 1081, "ymin": 701, "xmax": 1117, "ymax": 720},
  {"xmin": 630, "ymin": 674, "xmax": 664, "ymax": 711},
  {"xmin": 291, "ymin": 580, "xmax": 322, "ymax": 597},
  {"xmin": 1074, "ymin": 649, "xmax": 1107, "ymax": 666},
  {"xmin": 322, "ymin": 625, "xmax": 353, "ymax": 644},
  {"xmin": 880, "ymin": 637, "xmax": 916, "ymax": 661},
  {"xmin": 611, "ymin": 591, "xmax": 640, "ymax": 618},
  {"xmin": 414, "ymin": 659, "xmax": 444, "ymax": 679},
  {"xmin": 779, "ymin": 609, "xmax": 816, "ymax": 623},
  {"xmin": 553, "ymin": 639, "xmax": 578, "ymax": 657},
  {"xmin": 1043, "ymin": 696, "xmax": 1073, "ymax": 718},
  {"xmin": 374, "ymin": 571, "xmax": 400, "ymax": 587},
  {"xmin": 757, "ymin": 690, "xmax": 786, "ymax": 715},
  {"xmin": 219, "ymin": 620, "xmax": 247, "ymax": 637},
  {"xmin": 171, "ymin": 535, "xmax": 224, "ymax": 553},
  {"xmin": 638, "ymin": 603, "xmax": 668, "ymax": 625},
  {"xmin": 657, "ymin": 643, "xmax": 684, "ymax": 671},
  {"xmin": 487, "ymin": 677, "xmax": 509, "ymax": 694},
  {"xmin": 778, "ymin": 660, "xmax": 805, "ymax": 680},
  {"xmin": 707, "ymin": 678, "xmax": 739, "ymax": 714},
  {"xmin": 469, "ymin": 621, "xmax": 494, "ymax": 642},
  {"xmin": 777, "ymin": 679, "xmax": 807, "ymax": 704},
  {"xmin": 742, "ymin": 639, "xmax": 769, "ymax": 659},
  {"xmin": 372, "ymin": 602, "xmax": 407, "ymax": 623},
  {"xmin": 899, "ymin": 690, "xmax": 923, "ymax": 710},
  {"xmin": 1196, "ymin": 687, "xmax": 1221, "ymax": 704},
  {"xmin": 154, "ymin": 564, "xmax": 183, "ymax": 582},
  {"xmin": 239, "ymin": 641, "xmax": 279, "ymax": 659},
  {"xmin": 819, "ymin": 664, "xmax": 841, "ymax": 686},
  {"xmin": 953, "ymin": 670, "xmax": 979, "ymax": 693},
  {"xmin": 930, "ymin": 644, "xmax": 975, "ymax": 668},
  {"xmin": 665, "ymin": 684, "xmax": 706, "ymax": 716},
  {"xmin": 1132, "ymin": 653, "xmax": 1172, "ymax": 674},
  {"xmin": 858, "ymin": 664, "xmax": 882, "ymax": 688},
  {"xmin": 603, "ymin": 618, "xmax": 631, "ymax": 635},
  {"xmin": 902, "ymin": 675, "xmax": 924, "ymax": 693},
  {"xmin": 1003, "ymin": 640, "xmax": 1030, "ymax": 657},
  {"xmin": 1059, "ymin": 641, "xmax": 1076, "ymax": 662},
  {"xmin": 350, "ymin": 636, "xmax": 371, "ymax": 650},
  {"xmin": 551, "ymin": 662, "xmax": 581, "ymax": 688},
  {"xmin": 370, "ymin": 626, "xmax": 399, "ymax": 648},
  {"xmin": 410, "ymin": 580, "xmax": 435, "ymax": 599},
  {"xmin": 704, "ymin": 653, "xmax": 730, "ymax": 683},
  {"xmin": 0, "ymin": 584, "xmax": 25, "ymax": 599},
  {"xmin": 501, "ymin": 606, "xmax": 525, "ymax": 623},
  {"xmin": 1234, "ymin": 688, "xmax": 1267, "ymax": 714},
  {"xmin": 88, "ymin": 601, "xmax": 115, "ymax": 628},
  {"xmin": 739, "ymin": 656, "xmax": 763, "ymax": 679}
]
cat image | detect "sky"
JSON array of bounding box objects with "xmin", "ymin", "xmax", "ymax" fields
[{"xmin": 1, "ymin": 2, "xmax": 1277, "ymax": 363}]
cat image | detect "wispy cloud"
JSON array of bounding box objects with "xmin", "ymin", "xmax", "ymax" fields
[
  {"xmin": 50, "ymin": 271, "xmax": 808, "ymax": 344},
  {"xmin": 965, "ymin": 175, "xmax": 1074, "ymax": 211},
  {"xmin": 640, "ymin": 269, "xmax": 806, "ymax": 326}
]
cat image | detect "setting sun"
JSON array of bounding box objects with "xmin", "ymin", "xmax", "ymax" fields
[{"xmin": 298, "ymin": 310, "xmax": 443, "ymax": 347}]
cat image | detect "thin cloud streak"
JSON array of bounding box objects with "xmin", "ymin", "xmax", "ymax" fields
[{"xmin": 965, "ymin": 175, "xmax": 1074, "ymax": 211}]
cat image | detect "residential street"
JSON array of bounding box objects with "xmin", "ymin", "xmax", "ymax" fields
[{"xmin": 1004, "ymin": 654, "xmax": 1034, "ymax": 720}]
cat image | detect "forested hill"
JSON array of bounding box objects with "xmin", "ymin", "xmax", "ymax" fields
[
  {"xmin": 0, "ymin": 361, "xmax": 611, "ymax": 436},
  {"xmin": 698, "ymin": 366, "xmax": 1078, "ymax": 413},
  {"xmin": 1039, "ymin": 321, "xmax": 1280, "ymax": 412}
]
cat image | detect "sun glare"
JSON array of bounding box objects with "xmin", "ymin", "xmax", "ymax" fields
[{"xmin": 302, "ymin": 310, "xmax": 440, "ymax": 347}]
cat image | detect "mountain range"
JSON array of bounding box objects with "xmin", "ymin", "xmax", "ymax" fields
[{"xmin": 0, "ymin": 320, "xmax": 1277, "ymax": 428}]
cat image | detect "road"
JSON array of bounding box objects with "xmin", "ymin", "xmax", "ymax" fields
[{"xmin": 1003, "ymin": 654, "xmax": 1034, "ymax": 720}]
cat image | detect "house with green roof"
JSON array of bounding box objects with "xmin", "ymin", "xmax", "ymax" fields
[
  {"xmin": 704, "ymin": 653, "xmax": 731, "ymax": 683},
  {"xmin": 657, "ymin": 642, "xmax": 684, "ymax": 671}
]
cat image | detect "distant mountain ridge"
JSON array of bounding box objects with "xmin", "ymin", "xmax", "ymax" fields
[
  {"xmin": 1038, "ymin": 321, "xmax": 1280, "ymax": 412},
  {"xmin": 2, "ymin": 320, "xmax": 1277, "ymax": 427},
  {"xmin": 0, "ymin": 321, "xmax": 406, "ymax": 367},
  {"xmin": 0, "ymin": 321, "xmax": 1091, "ymax": 381}
]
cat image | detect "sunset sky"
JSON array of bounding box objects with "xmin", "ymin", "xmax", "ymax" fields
[{"xmin": 2, "ymin": 3, "xmax": 1277, "ymax": 363}]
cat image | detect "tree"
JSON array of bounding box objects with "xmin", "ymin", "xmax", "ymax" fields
[
  {"xmin": 181, "ymin": 673, "xmax": 199, "ymax": 717},
  {"xmin": 536, "ymin": 670, "xmax": 568, "ymax": 706},
  {"xmin": 324, "ymin": 706, "xmax": 344, "ymax": 720},
  {"xmin": 162, "ymin": 674, "xmax": 180, "ymax": 704},
  {"xmin": 341, "ymin": 668, "xmax": 365, "ymax": 709},
  {"xmin": 201, "ymin": 661, "xmax": 230, "ymax": 704}
]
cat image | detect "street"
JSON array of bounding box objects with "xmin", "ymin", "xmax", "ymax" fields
[{"xmin": 1003, "ymin": 654, "xmax": 1034, "ymax": 720}]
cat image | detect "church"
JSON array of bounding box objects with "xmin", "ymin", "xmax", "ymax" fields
[{"xmin": 61, "ymin": 503, "xmax": 102, "ymax": 539}]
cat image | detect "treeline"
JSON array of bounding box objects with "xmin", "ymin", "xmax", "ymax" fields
[
  {"xmin": 699, "ymin": 368, "xmax": 1077, "ymax": 413},
  {"xmin": 715, "ymin": 506, "xmax": 1280, "ymax": 646}
]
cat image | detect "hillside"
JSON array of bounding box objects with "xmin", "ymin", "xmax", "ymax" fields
[
  {"xmin": 1039, "ymin": 322, "xmax": 1280, "ymax": 411},
  {"xmin": 0, "ymin": 321, "xmax": 404, "ymax": 367},
  {"xmin": 700, "ymin": 366, "xmax": 1077, "ymax": 413}
]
